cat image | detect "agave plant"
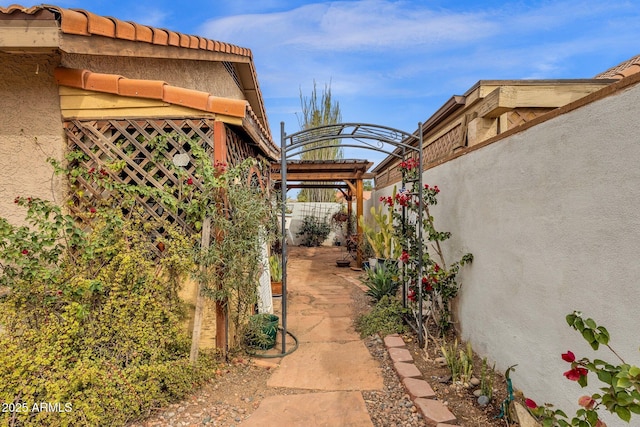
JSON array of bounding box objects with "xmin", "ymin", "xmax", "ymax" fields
[{"xmin": 361, "ymin": 262, "xmax": 400, "ymax": 302}]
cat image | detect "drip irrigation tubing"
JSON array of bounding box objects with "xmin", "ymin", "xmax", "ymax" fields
[{"xmin": 246, "ymin": 328, "xmax": 299, "ymax": 358}]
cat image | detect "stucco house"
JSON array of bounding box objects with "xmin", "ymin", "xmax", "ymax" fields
[
  {"xmin": 0, "ymin": 4, "xmax": 279, "ymax": 350},
  {"xmin": 0, "ymin": 4, "xmax": 277, "ymax": 224}
]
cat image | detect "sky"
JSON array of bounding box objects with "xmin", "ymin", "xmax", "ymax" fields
[{"xmin": 5, "ymin": 0, "xmax": 640, "ymax": 164}]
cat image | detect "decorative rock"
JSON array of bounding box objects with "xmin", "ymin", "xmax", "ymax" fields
[
  {"xmin": 434, "ymin": 357, "xmax": 447, "ymax": 366},
  {"xmin": 470, "ymin": 377, "xmax": 481, "ymax": 386},
  {"xmin": 477, "ymin": 395, "xmax": 490, "ymax": 406},
  {"xmin": 512, "ymin": 401, "xmax": 543, "ymax": 427},
  {"xmin": 473, "ymin": 389, "xmax": 483, "ymax": 397}
]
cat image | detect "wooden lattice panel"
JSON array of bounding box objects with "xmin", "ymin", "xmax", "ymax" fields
[
  {"xmin": 63, "ymin": 118, "xmax": 217, "ymax": 234},
  {"xmin": 226, "ymin": 127, "xmax": 257, "ymax": 166},
  {"xmin": 423, "ymin": 125, "xmax": 461, "ymax": 166},
  {"xmin": 506, "ymin": 108, "xmax": 552, "ymax": 130}
]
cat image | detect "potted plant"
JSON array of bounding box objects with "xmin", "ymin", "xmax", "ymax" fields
[
  {"xmin": 269, "ymin": 254, "xmax": 282, "ymax": 297},
  {"xmin": 244, "ymin": 313, "xmax": 279, "ymax": 350}
]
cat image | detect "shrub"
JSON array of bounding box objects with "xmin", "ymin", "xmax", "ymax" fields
[
  {"xmin": 355, "ymin": 295, "xmax": 409, "ymax": 338},
  {"xmin": 296, "ymin": 215, "xmax": 331, "ymax": 246},
  {"xmin": 0, "ymin": 199, "xmax": 216, "ymax": 426}
]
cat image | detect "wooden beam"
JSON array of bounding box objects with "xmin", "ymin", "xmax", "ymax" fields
[{"xmin": 271, "ymin": 172, "xmax": 375, "ymax": 181}]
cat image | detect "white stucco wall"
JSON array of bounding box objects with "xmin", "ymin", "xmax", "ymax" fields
[
  {"xmin": 0, "ymin": 53, "xmax": 66, "ymax": 225},
  {"xmin": 375, "ymin": 82, "xmax": 640, "ymax": 425}
]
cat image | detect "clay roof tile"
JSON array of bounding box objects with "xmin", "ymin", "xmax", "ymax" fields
[
  {"xmin": 166, "ymin": 30, "xmax": 180, "ymax": 47},
  {"xmin": 113, "ymin": 18, "xmax": 135, "ymax": 41},
  {"xmin": 53, "ymin": 7, "xmax": 89, "ymax": 35},
  {"xmin": 85, "ymin": 72, "xmax": 123, "ymax": 94},
  {"xmin": 119, "ymin": 79, "xmax": 166, "ymax": 99},
  {"xmin": 54, "ymin": 67, "xmax": 89, "ymax": 88},
  {"xmin": 130, "ymin": 22, "xmax": 153, "ymax": 43},
  {"xmin": 151, "ymin": 27, "xmax": 168, "ymax": 45},
  {"xmin": 163, "ymin": 86, "xmax": 210, "ymax": 111},
  {"xmin": 72, "ymin": 9, "xmax": 116, "ymax": 38},
  {"xmin": 207, "ymin": 96, "xmax": 247, "ymax": 117}
]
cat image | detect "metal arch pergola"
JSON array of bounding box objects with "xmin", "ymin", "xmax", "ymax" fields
[{"xmin": 275, "ymin": 122, "xmax": 427, "ymax": 354}]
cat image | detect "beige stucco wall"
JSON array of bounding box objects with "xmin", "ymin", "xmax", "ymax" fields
[
  {"xmin": 375, "ymin": 81, "xmax": 640, "ymax": 425},
  {"xmin": 0, "ymin": 52, "xmax": 66, "ymax": 225},
  {"xmin": 61, "ymin": 54, "xmax": 244, "ymax": 100}
]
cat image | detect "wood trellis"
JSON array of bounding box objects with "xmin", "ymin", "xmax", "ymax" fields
[{"xmin": 63, "ymin": 118, "xmax": 268, "ymax": 237}]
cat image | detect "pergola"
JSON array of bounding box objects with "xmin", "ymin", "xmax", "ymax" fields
[{"xmin": 270, "ymin": 158, "xmax": 374, "ymax": 266}]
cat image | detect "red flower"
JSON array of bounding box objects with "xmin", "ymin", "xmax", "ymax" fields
[
  {"xmin": 595, "ymin": 420, "xmax": 607, "ymax": 427},
  {"xmin": 186, "ymin": 177, "xmax": 194, "ymax": 185},
  {"xmin": 399, "ymin": 251, "xmax": 410, "ymax": 263},
  {"xmin": 563, "ymin": 367, "xmax": 588, "ymax": 381},
  {"xmin": 433, "ymin": 263, "xmax": 440, "ymax": 272},
  {"xmin": 408, "ymin": 289, "xmax": 416, "ymax": 302},
  {"xmin": 578, "ymin": 395, "xmax": 596, "ymax": 409},
  {"xmin": 99, "ymin": 169, "xmax": 108, "ymax": 176},
  {"xmin": 88, "ymin": 167, "xmax": 95, "ymax": 174},
  {"xmin": 561, "ymin": 351, "xmax": 575, "ymax": 363},
  {"xmin": 525, "ymin": 398, "xmax": 537, "ymax": 409},
  {"xmin": 89, "ymin": 207, "xmax": 97, "ymax": 214},
  {"xmin": 433, "ymin": 185, "xmax": 440, "ymax": 193},
  {"xmin": 21, "ymin": 249, "xmax": 28, "ymax": 255},
  {"xmin": 14, "ymin": 197, "xmax": 20, "ymax": 204}
]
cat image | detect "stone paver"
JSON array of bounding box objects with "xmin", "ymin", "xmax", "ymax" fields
[
  {"xmin": 402, "ymin": 377, "xmax": 436, "ymax": 399},
  {"xmin": 394, "ymin": 361, "xmax": 422, "ymax": 379},
  {"xmin": 388, "ymin": 347, "xmax": 413, "ymax": 363},
  {"xmin": 414, "ymin": 398, "xmax": 457, "ymax": 425},
  {"xmin": 242, "ymin": 391, "xmax": 373, "ymax": 427},
  {"xmin": 384, "ymin": 334, "xmax": 406, "ymax": 348}
]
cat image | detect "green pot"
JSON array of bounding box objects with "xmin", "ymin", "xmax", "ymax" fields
[{"xmin": 246, "ymin": 314, "xmax": 279, "ymax": 350}]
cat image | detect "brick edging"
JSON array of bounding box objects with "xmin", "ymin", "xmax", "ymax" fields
[{"xmin": 383, "ymin": 334, "xmax": 458, "ymax": 426}]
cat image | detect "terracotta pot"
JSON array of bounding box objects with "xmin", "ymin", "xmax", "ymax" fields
[{"xmin": 271, "ymin": 280, "xmax": 282, "ymax": 297}]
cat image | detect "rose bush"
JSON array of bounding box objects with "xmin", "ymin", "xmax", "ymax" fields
[{"xmin": 526, "ymin": 311, "xmax": 640, "ymax": 427}]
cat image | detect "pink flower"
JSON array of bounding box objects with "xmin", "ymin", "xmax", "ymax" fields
[
  {"xmin": 595, "ymin": 420, "xmax": 607, "ymax": 427},
  {"xmin": 578, "ymin": 395, "xmax": 596, "ymax": 409},
  {"xmin": 563, "ymin": 367, "xmax": 588, "ymax": 381},
  {"xmin": 561, "ymin": 351, "xmax": 576, "ymax": 363},
  {"xmin": 525, "ymin": 398, "xmax": 537, "ymax": 409},
  {"xmin": 399, "ymin": 251, "xmax": 410, "ymax": 263}
]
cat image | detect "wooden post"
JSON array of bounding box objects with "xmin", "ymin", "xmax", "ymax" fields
[
  {"xmin": 213, "ymin": 121, "xmax": 228, "ymax": 353},
  {"xmin": 356, "ymin": 177, "xmax": 364, "ymax": 268},
  {"xmin": 190, "ymin": 217, "xmax": 210, "ymax": 364}
]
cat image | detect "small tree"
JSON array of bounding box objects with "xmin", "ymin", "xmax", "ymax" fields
[{"xmin": 297, "ymin": 80, "xmax": 342, "ymax": 202}]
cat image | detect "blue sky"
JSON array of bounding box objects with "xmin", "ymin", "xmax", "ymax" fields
[{"xmin": 5, "ymin": 1, "xmax": 640, "ymax": 163}]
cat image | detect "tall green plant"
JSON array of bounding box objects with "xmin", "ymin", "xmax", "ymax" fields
[
  {"xmin": 297, "ymin": 80, "xmax": 343, "ymax": 202},
  {"xmin": 0, "ymin": 198, "xmax": 212, "ymax": 426}
]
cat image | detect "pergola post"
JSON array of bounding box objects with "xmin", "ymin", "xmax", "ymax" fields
[{"xmin": 355, "ymin": 177, "xmax": 364, "ymax": 268}]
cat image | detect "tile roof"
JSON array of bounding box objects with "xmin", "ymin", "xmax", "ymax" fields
[
  {"xmin": 54, "ymin": 67, "xmax": 248, "ymax": 117},
  {"xmin": 595, "ymin": 53, "xmax": 640, "ymax": 80},
  {"xmin": 0, "ymin": 3, "xmax": 272, "ymax": 147},
  {"xmin": 0, "ymin": 4, "xmax": 252, "ymax": 57}
]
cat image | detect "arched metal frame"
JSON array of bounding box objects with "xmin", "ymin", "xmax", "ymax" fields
[{"xmin": 278, "ymin": 122, "xmax": 426, "ymax": 354}]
